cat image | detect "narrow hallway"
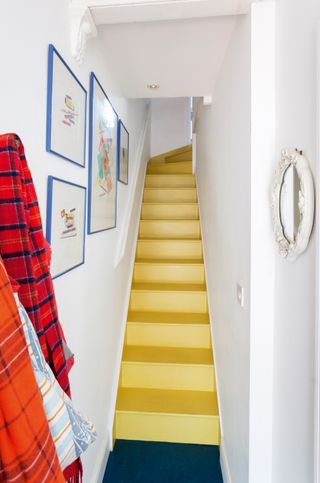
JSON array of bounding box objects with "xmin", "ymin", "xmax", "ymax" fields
[{"xmin": 105, "ymin": 148, "xmax": 221, "ymax": 481}]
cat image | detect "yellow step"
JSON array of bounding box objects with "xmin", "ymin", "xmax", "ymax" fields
[
  {"xmin": 127, "ymin": 311, "xmax": 210, "ymax": 325},
  {"xmin": 150, "ymin": 145, "xmax": 191, "ymax": 164},
  {"xmin": 139, "ymin": 220, "xmax": 201, "ymax": 239},
  {"xmin": 145, "ymin": 174, "xmax": 196, "ymax": 188},
  {"xmin": 133, "ymin": 259, "xmax": 205, "ymax": 284},
  {"xmin": 136, "ymin": 239, "xmax": 203, "ymax": 260},
  {"xmin": 120, "ymin": 346, "xmax": 214, "ymax": 391},
  {"xmin": 115, "ymin": 388, "xmax": 219, "ymax": 445},
  {"xmin": 143, "ymin": 188, "xmax": 197, "ymax": 203},
  {"xmin": 147, "ymin": 161, "xmax": 192, "ymax": 175},
  {"xmin": 129, "ymin": 283, "xmax": 208, "ymax": 314},
  {"xmin": 126, "ymin": 321, "xmax": 211, "ymax": 349},
  {"xmin": 141, "ymin": 203, "xmax": 199, "ymax": 220}
]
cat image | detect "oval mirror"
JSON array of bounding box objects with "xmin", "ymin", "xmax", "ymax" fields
[
  {"xmin": 271, "ymin": 149, "xmax": 314, "ymax": 261},
  {"xmin": 279, "ymin": 164, "xmax": 301, "ymax": 244}
]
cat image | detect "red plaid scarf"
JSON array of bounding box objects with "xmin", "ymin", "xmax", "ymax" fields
[
  {"xmin": 0, "ymin": 257, "xmax": 64, "ymax": 482},
  {"xmin": 0, "ymin": 133, "xmax": 82, "ymax": 482}
]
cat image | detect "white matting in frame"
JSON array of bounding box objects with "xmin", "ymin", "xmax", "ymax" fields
[
  {"xmin": 46, "ymin": 176, "xmax": 86, "ymax": 279},
  {"xmin": 88, "ymin": 72, "xmax": 118, "ymax": 234},
  {"xmin": 46, "ymin": 44, "xmax": 87, "ymax": 167}
]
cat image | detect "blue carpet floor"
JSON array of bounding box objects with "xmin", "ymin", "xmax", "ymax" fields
[{"xmin": 103, "ymin": 440, "xmax": 224, "ymax": 483}]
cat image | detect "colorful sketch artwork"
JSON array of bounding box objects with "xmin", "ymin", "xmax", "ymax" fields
[
  {"xmin": 61, "ymin": 95, "xmax": 78, "ymax": 127},
  {"xmin": 88, "ymin": 73, "xmax": 118, "ymax": 233},
  {"xmin": 97, "ymin": 130, "xmax": 113, "ymax": 195},
  {"xmin": 46, "ymin": 176, "xmax": 86, "ymax": 279},
  {"xmin": 118, "ymin": 121, "xmax": 129, "ymax": 184},
  {"xmin": 46, "ymin": 44, "xmax": 87, "ymax": 167},
  {"xmin": 60, "ymin": 208, "xmax": 77, "ymax": 238}
]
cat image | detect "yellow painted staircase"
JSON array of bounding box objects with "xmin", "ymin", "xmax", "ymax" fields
[{"xmin": 114, "ymin": 147, "xmax": 220, "ymax": 446}]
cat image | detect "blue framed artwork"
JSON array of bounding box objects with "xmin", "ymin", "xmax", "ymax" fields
[
  {"xmin": 46, "ymin": 176, "xmax": 86, "ymax": 279},
  {"xmin": 46, "ymin": 44, "xmax": 87, "ymax": 167},
  {"xmin": 88, "ymin": 72, "xmax": 118, "ymax": 234},
  {"xmin": 118, "ymin": 120, "xmax": 129, "ymax": 185}
]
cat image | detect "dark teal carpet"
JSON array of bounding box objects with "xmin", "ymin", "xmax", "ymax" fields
[{"xmin": 103, "ymin": 440, "xmax": 223, "ymax": 483}]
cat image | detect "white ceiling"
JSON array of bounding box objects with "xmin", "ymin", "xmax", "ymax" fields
[
  {"xmin": 99, "ymin": 16, "xmax": 236, "ymax": 98},
  {"xmin": 88, "ymin": 0, "xmax": 253, "ymax": 25},
  {"xmin": 90, "ymin": 0, "xmax": 253, "ymax": 98}
]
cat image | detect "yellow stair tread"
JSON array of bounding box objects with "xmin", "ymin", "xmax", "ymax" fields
[
  {"xmin": 135, "ymin": 258, "xmax": 204, "ymax": 265},
  {"xmin": 122, "ymin": 346, "xmax": 213, "ymax": 365},
  {"xmin": 146, "ymin": 174, "xmax": 195, "ymax": 178},
  {"xmin": 138, "ymin": 238, "xmax": 202, "ymax": 242},
  {"xmin": 138, "ymin": 238, "xmax": 202, "ymax": 243},
  {"xmin": 131, "ymin": 282, "xmax": 206, "ymax": 292},
  {"xmin": 117, "ymin": 387, "xmax": 218, "ymax": 416},
  {"xmin": 140, "ymin": 218, "xmax": 199, "ymax": 225},
  {"xmin": 144, "ymin": 187, "xmax": 196, "ymax": 189},
  {"xmin": 127, "ymin": 311, "xmax": 209, "ymax": 325},
  {"xmin": 142, "ymin": 202, "xmax": 198, "ymax": 206},
  {"xmin": 140, "ymin": 219, "xmax": 198, "ymax": 223}
]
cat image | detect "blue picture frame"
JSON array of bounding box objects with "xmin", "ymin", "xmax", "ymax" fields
[
  {"xmin": 46, "ymin": 44, "xmax": 87, "ymax": 167},
  {"xmin": 46, "ymin": 176, "xmax": 86, "ymax": 279},
  {"xmin": 118, "ymin": 120, "xmax": 129, "ymax": 185},
  {"xmin": 88, "ymin": 72, "xmax": 119, "ymax": 234}
]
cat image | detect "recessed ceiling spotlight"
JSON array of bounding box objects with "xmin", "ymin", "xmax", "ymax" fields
[{"xmin": 147, "ymin": 84, "xmax": 160, "ymax": 90}]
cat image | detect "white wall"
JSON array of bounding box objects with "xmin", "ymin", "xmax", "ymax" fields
[
  {"xmin": 197, "ymin": 1, "xmax": 319, "ymax": 482},
  {"xmin": 150, "ymin": 97, "xmax": 190, "ymax": 156},
  {"xmin": 0, "ymin": 2, "xmax": 150, "ymax": 482},
  {"xmin": 196, "ymin": 13, "xmax": 251, "ymax": 483},
  {"xmin": 196, "ymin": 4, "xmax": 276, "ymax": 483},
  {"xmin": 249, "ymin": 4, "xmax": 275, "ymax": 482},
  {"xmin": 272, "ymin": 1, "xmax": 320, "ymax": 482}
]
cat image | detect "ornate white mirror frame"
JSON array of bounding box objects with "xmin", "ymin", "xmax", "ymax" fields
[{"xmin": 271, "ymin": 148, "xmax": 315, "ymax": 261}]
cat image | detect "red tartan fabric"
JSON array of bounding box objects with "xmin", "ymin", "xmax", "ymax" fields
[
  {"xmin": 0, "ymin": 257, "xmax": 65, "ymax": 482},
  {"xmin": 0, "ymin": 133, "xmax": 70, "ymax": 394},
  {"xmin": 0, "ymin": 133, "xmax": 82, "ymax": 481}
]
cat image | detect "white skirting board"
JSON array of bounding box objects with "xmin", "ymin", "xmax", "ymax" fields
[
  {"xmin": 91, "ymin": 109, "xmax": 150, "ymax": 483},
  {"xmin": 90, "ymin": 433, "xmax": 111, "ymax": 483},
  {"xmin": 195, "ymin": 170, "xmax": 230, "ymax": 483},
  {"xmin": 220, "ymin": 438, "xmax": 233, "ymax": 483}
]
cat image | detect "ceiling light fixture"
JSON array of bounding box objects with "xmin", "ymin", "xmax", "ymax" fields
[{"xmin": 147, "ymin": 84, "xmax": 160, "ymax": 90}]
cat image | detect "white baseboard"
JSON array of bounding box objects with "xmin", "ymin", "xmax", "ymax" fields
[
  {"xmin": 90, "ymin": 434, "xmax": 111, "ymax": 483},
  {"xmin": 105, "ymin": 108, "xmax": 150, "ymax": 464},
  {"xmin": 196, "ymin": 170, "xmax": 230, "ymax": 483},
  {"xmin": 220, "ymin": 438, "xmax": 233, "ymax": 483}
]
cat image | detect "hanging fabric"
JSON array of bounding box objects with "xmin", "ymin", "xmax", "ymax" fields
[
  {"xmin": 16, "ymin": 294, "xmax": 97, "ymax": 471},
  {"xmin": 0, "ymin": 133, "xmax": 82, "ymax": 482},
  {"xmin": 0, "ymin": 257, "xmax": 64, "ymax": 482}
]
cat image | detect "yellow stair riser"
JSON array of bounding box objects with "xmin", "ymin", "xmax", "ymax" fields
[
  {"xmin": 133, "ymin": 263, "xmax": 205, "ymax": 284},
  {"xmin": 145, "ymin": 175, "xmax": 196, "ymax": 188},
  {"xmin": 165, "ymin": 153, "xmax": 192, "ymax": 163},
  {"xmin": 136, "ymin": 240, "xmax": 203, "ymax": 260},
  {"xmin": 139, "ymin": 220, "xmax": 201, "ymax": 239},
  {"xmin": 121, "ymin": 362, "xmax": 215, "ymax": 391},
  {"xmin": 126, "ymin": 323, "xmax": 212, "ymax": 349},
  {"xmin": 141, "ymin": 203, "xmax": 199, "ymax": 220},
  {"xmin": 147, "ymin": 161, "xmax": 192, "ymax": 175},
  {"xmin": 143, "ymin": 188, "xmax": 197, "ymax": 203},
  {"xmin": 130, "ymin": 290, "xmax": 208, "ymax": 313},
  {"xmin": 150, "ymin": 146, "xmax": 191, "ymax": 164},
  {"xmin": 115, "ymin": 412, "xmax": 220, "ymax": 445}
]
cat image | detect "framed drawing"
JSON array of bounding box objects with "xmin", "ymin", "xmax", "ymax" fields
[
  {"xmin": 88, "ymin": 72, "xmax": 118, "ymax": 234},
  {"xmin": 46, "ymin": 44, "xmax": 87, "ymax": 167},
  {"xmin": 118, "ymin": 120, "xmax": 129, "ymax": 185},
  {"xmin": 46, "ymin": 176, "xmax": 86, "ymax": 279}
]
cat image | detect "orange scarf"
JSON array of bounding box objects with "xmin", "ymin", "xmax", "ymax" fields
[{"xmin": 0, "ymin": 257, "xmax": 64, "ymax": 482}]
